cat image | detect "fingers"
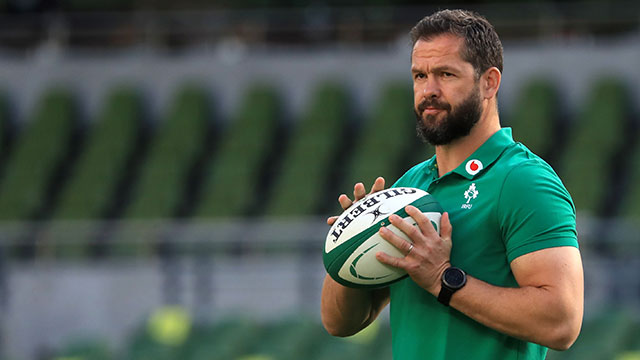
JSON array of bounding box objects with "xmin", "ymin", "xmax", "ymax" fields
[
  {"xmin": 375, "ymin": 250, "xmax": 407, "ymax": 269},
  {"xmin": 331, "ymin": 179, "xmax": 386, "ymax": 223},
  {"xmin": 353, "ymin": 182, "xmax": 366, "ymax": 201},
  {"xmin": 405, "ymin": 205, "xmax": 439, "ymax": 238},
  {"xmin": 338, "ymin": 194, "xmax": 353, "ymax": 210},
  {"xmin": 378, "ymin": 226, "xmax": 414, "ymax": 256},
  {"xmin": 369, "ymin": 177, "xmax": 386, "ymax": 194},
  {"xmin": 387, "ymin": 214, "xmax": 422, "ymax": 243},
  {"xmin": 440, "ymin": 212, "xmax": 452, "ymax": 241}
]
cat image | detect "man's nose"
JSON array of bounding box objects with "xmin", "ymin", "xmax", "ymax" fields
[{"xmin": 422, "ymin": 79, "xmax": 441, "ymax": 99}]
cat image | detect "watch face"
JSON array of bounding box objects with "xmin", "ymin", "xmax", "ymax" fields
[{"xmin": 443, "ymin": 267, "xmax": 466, "ymax": 288}]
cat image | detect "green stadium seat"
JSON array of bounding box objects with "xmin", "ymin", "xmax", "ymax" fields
[
  {"xmin": 559, "ymin": 78, "xmax": 630, "ymax": 215},
  {"xmin": 194, "ymin": 84, "xmax": 282, "ymax": 218},
  {"xmin": 0, "ymin": 88, "xmax": 76, "ymax": 221},
  {"xmin": 125, "ymin": 85, "xmax": 211, "ymax": 219},
  {"xmin": 42, "ymin": 87, "xmax": 142, "ymax": 258},
  {"xmin": 54, "ymin": 87, "xmax": 142, "ymax": 220},
  {"xmin": 0, "ymin": 90, "xmax": 9, "ymax": 165},
  {"xmin": 54, "ymin": 337, "xmax": 113, "ymax": 360},
  {"xmin": 619, "ymin": 123, "xmax": 640, "ymax": 220},
  {"xmin": 108, "ymin": 85, "xmax": 211, "ymax": 256},
  {"xmin": 235, "ymin": 316, "xmax": 330, "ymax": 360},
  {"xmin": 179, "ymin": 318, "xmax": 263, "ymax": 360},
  {"xmin": 341, "ymin": 82, "xmax": 420, "ymax": 193},
  {"xmin": 507, "ymin": 78, "xmax": 561, "ymax": 162},
  {"xmin": 264, "ymin": 82, "xmax": 351, "ymax": 217},
  {"xmin": 312, "ymin": 319, "xmax": 387, "ymax": 360}
]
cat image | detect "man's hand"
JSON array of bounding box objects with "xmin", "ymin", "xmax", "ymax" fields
[
  {"xmin": 375, "ymin": 205, "xmax": 453, "ymax": 296},
  {"xmin": 327, "ymin": 177, "xmax": 386, "ymax": 226}
]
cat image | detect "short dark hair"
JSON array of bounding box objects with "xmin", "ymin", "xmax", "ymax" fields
[{"xmin": 410, "ymin": 9, "xmax": 503, "ymax": 78}]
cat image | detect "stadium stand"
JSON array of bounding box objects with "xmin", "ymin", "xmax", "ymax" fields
[
  {"xmin": 506, "ymin": 78, "xmax": 561, "ymax": 163},
  {"xmin": 54, "ymin": 337, "xmax": 113, "ymax": 360},
  {"xmin": 106, "ymin": 85, "xmax": 211, "ymax": 256},
  {"xmin": 53, "ymin": 87, "xmax": 142, "ymax": 220},
  {"xmin": 618, "ymin": 123, "xmax": 640, "ymax": 220},
  {"xmin": 41, "ymin": 87, "xmax": 143, "ymax": 257},
  {"xmin": 264, "ymin": 82, "xmax": 351, "ymax": 217},
  {"xmin": 341, "ymin": 82, "xmax": 420, "ymax": 192},
  {"xmin": 125, "ymin": 85, "xmax": 211, "ymax": 219},
  {"xmin": 0, "ymin": 88, "xmax": 76, "ymax": 221},
  {"xmin": 559, "ymin": 77, "xmax": 630, "ymax": 214},
  {"xmin": 47, "ymin": 310, "xmax": 640, "ymax": 360},
  {"xmin": 194, "ymin": 84, "xmax": 282, "ymax": 218},
  {"xmin": 0, "ymin": 91, "xmax": 8, "ymax": 163}
]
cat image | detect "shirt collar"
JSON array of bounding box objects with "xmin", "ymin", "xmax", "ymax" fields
[
  {"xmin": 423, "ymin": 127, "xmax": 515, "ymax": 180},
  {"xmin": 452, "ymin": 127, "xmax": 514, "ymax": 179}
]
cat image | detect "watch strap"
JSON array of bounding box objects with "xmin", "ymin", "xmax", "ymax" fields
[{"xmin": 437, "ymin": 285, "xmax": 455, "ymax": 306}]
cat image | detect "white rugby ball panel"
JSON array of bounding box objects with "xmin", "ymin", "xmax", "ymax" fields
[
  {"xmin": 325, "ymin": 187, "xmax": 428, "ymax": 253},
  {"xmin": 337, "ymin": 217, "xmax": 414, "ymax": 286}
]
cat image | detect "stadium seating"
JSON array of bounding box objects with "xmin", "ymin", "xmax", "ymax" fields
[
  {"xmin": 54, "ymin": 337, "xmax": 113, "ymax": 360},
  {"xmin": 618, "ymin": 125, "xmax": 640, "ymax": 219},
  {"xmin": 41, "ymin": 87, "xmax": 142, "ymax": 257},
  {"xmin": 506, "ymin": 78, "xmax": 561, "ymax": 162},
  {"xmin": 105, "ymin": 85, "xmax": 211, "ymax": 256},
  {"xmin": 194, "ymin": 84, "xmax": 282, "ymax": 218},
  {"xmin": 53, "ymin": 87, "xmax": 142, "ymax": 220},
  {"xmin": 559, "ymin": 77, "xmax": 630, "ymax": 214},
  {"xmin": 0, "ymin": 88, "xmax": 76, "ymax": 221},
  {"xmin": 125, "ymin": 85, "xmax": 211, "ymax": 219},
  {"xmin": 341, "ymin": 82, "xmax": 420, "ymax": 192},
  {"xmin": 0, "ymin": 90, "xmax": 8, "ymax": 162},
  {"xmin": 264, "ymin": 82, "xmax": 351, "ymax": 217}
]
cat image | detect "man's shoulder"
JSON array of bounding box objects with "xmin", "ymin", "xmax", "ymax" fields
[
  {"xmin": 496, "ymin": 142, "xmax": 561, "ymax": 185},
  {"xmin": 495, "ymin": 142, "xmax": 575, "ymax": 212}
]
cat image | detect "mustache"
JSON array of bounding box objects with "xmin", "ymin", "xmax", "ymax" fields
[{"xmin": 417, "ymin": 99, "xmax": 451, "ymax": 114}]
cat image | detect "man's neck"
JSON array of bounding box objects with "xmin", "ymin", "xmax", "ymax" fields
[{"xmin": 435, "ymin": 111, "xmax": 501, "ymax": 177}]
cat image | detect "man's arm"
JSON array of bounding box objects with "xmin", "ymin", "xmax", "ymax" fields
[
  {"xmin": 448, "ymin": 246, "xmax": 583, "ymax": 351},
  {"xmin": 321, "ymin": 276, "xmax": 390, "ymax": 337},
  {"xmin": 376, "ymin": 206, "xmax": 584, "ymax": 351},
  {"xmin": 321, "ymin": 177, "xmax": 391, "ymax": 337}
]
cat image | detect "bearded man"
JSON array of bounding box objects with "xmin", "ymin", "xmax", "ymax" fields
[{"xmin": 321, "ymin": 9, "xmax": 583, "ymax": 360}]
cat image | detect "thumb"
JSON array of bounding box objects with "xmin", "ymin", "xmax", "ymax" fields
[{"xmin": 440, "ymin": 212, "xmax": 452, "ymax": 242}]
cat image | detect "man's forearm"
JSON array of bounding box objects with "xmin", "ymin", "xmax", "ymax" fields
[
  {"xmin": 321, "ymin": 275, "xmax": 390, "ymax": 337},
  {"xmin": 443, "ymin": 275, "xmax": 583, "ymax": 350}
]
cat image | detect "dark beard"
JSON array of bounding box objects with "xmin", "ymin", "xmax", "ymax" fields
[{"xmin": 414, "ymin": 88, "xmax": 482, "ymax": 146}]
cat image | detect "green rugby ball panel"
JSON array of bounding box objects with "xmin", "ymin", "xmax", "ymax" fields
[{"xmin": 323, "ymin": 187, "xmax": 443, "ymax": 289}]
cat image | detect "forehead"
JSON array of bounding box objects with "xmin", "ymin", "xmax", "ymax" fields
[{"xmin": 411, "ymin": 34, "xmax": 466, "ymax": 67}]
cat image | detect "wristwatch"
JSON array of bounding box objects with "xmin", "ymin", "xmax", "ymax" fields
[{"xmin": 437, "ymin": 267, "xmax": 467, "ymax": 306}]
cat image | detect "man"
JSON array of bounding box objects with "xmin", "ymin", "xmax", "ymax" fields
[{"xmin": 321, "ymin": 9, "xmax": 583, "ymax": 360}]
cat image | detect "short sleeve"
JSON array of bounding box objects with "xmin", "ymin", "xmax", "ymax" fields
[{"xmin": 498, "ymin": 161, "xmax": 578, "ymax": 263}]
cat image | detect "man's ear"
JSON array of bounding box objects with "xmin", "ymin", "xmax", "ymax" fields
[{"xmin": 481, "ymin": 67, "xmax": 501, "ymax": 100}]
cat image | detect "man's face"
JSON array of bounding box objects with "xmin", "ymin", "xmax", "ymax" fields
[{"xmin": 411, "ymin": 35, "xmax": 483, "ymax": 145}]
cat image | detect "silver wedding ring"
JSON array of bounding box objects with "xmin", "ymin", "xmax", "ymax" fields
[{"xmin": 407, "ymin": 243, "xmax": 414, "ymax": 256}]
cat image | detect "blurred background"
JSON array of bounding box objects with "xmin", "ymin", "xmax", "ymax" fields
[{"xmin": 0, "ymin": 0, "xmax": 639, "ymax": 359}]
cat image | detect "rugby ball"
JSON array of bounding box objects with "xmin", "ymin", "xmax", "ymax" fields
[{"xmin": 323, "ymin": 187, "xmax": 443, "ymax": 289}]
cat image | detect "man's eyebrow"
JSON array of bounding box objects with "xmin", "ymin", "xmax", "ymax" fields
[
  {"xmin": 411, "ymin": 65, "xmax": 460, "ymax": 74},
  {"xmin": 431, "ymin": 65, "xmax": 459, "ymax": 73}
]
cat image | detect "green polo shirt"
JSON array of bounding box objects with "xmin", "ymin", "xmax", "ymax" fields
[{"xmin": 389, "ymin": 128, "xmax": 578, "ymax": 360}]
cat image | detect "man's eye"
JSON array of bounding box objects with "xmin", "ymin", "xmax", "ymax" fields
[
  {"xmin": 442, "ymin": 72, "xmax": 454, "ymax": 77},
  {"xmin": 415, "ymin": 73, "xmax": 426, "ymax": 79}
]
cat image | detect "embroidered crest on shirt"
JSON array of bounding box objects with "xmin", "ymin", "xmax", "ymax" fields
[{"xmin": 462, "ymin": 183, "xmax": 479, "ymax": 209}]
